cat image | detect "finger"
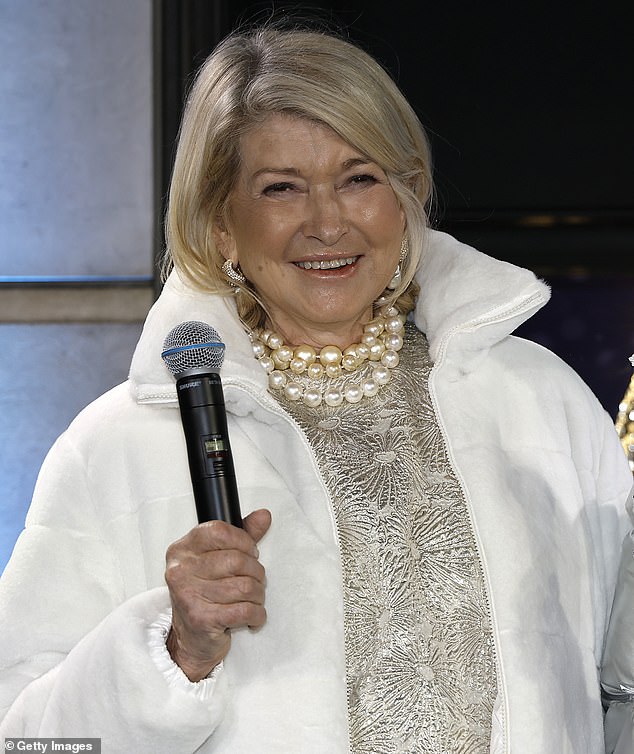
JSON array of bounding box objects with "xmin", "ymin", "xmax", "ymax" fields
[
  {"xmin": 167, "ymin": 511, "xmax": 271, "ymax": 562},
  {"xmin": 195, "ymin": 601, "xmax": 268, "ymax": 632},
  {"xmin": 243, "ymin": 508, "xmax": 272, "ymax": 543},
  {"xmin": 197, "ymin": 575, "xmax": 266, "ymax": 607},
  {"xmin": 199, "ymin": 519, "xmax": 261, "ymax": 555},
  {"xmin": 175, "ymin": 519, "xmax": 260, "ymax": 557},
  {"xmin": 165, "ymin": 512, "xmax": 271, "ymax": 594},
  {"xmin": 167, "ymin": 542, "xmax": 266, "ymax": 581},
  {"xmin": 174, "ymin": 595, "xmax": 267, "ymax": 635}
]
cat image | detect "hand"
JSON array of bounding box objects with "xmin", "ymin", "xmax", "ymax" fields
[{"xmin": 165, "ymin": 509, "xmax": 271, "ymax": 681}]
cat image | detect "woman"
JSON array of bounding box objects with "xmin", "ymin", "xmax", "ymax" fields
[{"xmin": 0, "ymin": 24, "xmax": 631, "ymax": 754}]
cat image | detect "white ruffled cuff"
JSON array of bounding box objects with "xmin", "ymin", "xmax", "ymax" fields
[{"xmin": 147, "ymin": 608, "xmax": 224, "ymax": 702}]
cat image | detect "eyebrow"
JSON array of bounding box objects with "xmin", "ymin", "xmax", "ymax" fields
[{"xmin": 250, "ymin": 157, "xmax": 374, "ymax": 180}]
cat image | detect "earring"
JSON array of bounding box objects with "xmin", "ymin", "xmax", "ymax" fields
[
  {"xmin": 387, "ymin": 236, "xmax": 409, "ymax": 290},
  {"xmin": 222, "ymin": 259, "xmax": 246, "ymax": 286},
  {"xmin": 399, "ymin": 236, "xmax": 409, "ymax": 262}
]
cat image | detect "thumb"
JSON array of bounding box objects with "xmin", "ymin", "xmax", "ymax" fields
[{"xmin": 243, "ymin": 508, "xmax": 272, "ymax": 544}]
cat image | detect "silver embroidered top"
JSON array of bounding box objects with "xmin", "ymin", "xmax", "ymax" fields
[{"xmin": 274, "ymin": 324, "xmax": 497, "ymax": 753}]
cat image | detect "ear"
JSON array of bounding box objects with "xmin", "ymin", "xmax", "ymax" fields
[
  {"xmin": 399, "ymin": 206, "xmax": 407, "ymax": 236},
  {"xmin": 212, "ymin": 215, "xmax": 237, "ymax": 264}
]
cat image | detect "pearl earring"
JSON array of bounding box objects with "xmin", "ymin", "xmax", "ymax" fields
[
  {"xmin": 222, "ymin": 259, "xmax": 246, "ymax": 286},
  {"xmin": 387, "ymin": 237, "xmax": 409, "ymax": 290}
]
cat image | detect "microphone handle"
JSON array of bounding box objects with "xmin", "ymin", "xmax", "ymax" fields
[{"xmin": 176, "ymin": 372, "xmax": 243, "ymax": 528}]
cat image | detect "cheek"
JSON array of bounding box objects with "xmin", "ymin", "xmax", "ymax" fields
[
  {"xmin": 240, "ymin": 211, "xmax": 295, "ymax": 255},
  {"xmin": 242, "ymin": 251, "xmax": 291, "ymax": 290},
  {"xmin": 354, "ymin": 194, "xmax": 404, "ymax": 239}
]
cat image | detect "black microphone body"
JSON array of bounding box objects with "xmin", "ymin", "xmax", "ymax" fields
[
  {"xmin": 162, "ymin": 321, "xmax": 243, "ymax": 528},
  {"xmin": 176, "ymin": 370, "xmax": 243, "ymax": 528}
]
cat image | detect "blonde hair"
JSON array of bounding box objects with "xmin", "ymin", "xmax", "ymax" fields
[{"xmin": 163, "ymin": 24, "xmax": 433, "ymax": 328}]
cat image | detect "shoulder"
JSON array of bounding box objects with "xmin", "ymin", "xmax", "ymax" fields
[
  {"xmin": 496, "ymin": 335, "xmax": 595, "ymax": 392},
  {"xmin": 50, "ymin": 381, "xmax": 181, "ymax": 475},
  {"xmin": 489, "ymin": 335, "xmax": 617, "ymax": 441}
]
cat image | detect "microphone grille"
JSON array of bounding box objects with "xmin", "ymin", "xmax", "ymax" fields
[{"xmin": 161, "ymin": 321, "xmax": 225, "ymax": 376}]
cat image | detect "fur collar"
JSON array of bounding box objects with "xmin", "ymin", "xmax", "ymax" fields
[{"xmin": 129, "ymin": 230, "xmax": 550, "ymax": 403}]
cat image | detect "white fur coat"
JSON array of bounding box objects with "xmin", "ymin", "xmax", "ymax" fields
[{"xmin": 0, "ymin": 231, "xmax": 631, "ymax": 753}]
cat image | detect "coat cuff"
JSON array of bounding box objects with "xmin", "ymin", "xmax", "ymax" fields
[{"xmin": 148, "ymin": 608, "xmax": 224, "ymax": 702}]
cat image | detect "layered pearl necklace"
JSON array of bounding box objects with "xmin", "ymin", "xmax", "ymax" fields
[{"xmin": 250, "ymin": 305, "xmax": 405, "ymax": 407}]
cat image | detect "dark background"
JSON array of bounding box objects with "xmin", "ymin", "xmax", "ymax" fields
[{"xmin": 154, "ymin": 0, "xmax": 634, "ymax": 414}]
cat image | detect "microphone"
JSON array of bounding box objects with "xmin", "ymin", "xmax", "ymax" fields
[{"xmin": 161, "ymin": 321, "xmax": 243, "ymax": 528}]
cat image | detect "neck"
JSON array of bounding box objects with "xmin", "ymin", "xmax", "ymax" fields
[{"xmin": 266, "ymin": 311, "xmax": 374, "ymax": 351}]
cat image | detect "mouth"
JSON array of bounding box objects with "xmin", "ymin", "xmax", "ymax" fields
[{"xmin": 293, "ymin": 256, "xmax": 359, "ymax": 271}]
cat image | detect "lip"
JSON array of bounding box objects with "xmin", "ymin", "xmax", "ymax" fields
[{"xmin": 293, "ymin": 255, "xmax": 359, "ymax": 271}]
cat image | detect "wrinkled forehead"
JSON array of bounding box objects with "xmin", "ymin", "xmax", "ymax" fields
[{"xmin": 235, "ymin": 113, "xmax": 370, "ymax": 177}]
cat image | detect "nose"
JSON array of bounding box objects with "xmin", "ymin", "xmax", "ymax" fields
[{"xmin": 302, "ymin": 188, "xmax": 347, "ymax": 246}]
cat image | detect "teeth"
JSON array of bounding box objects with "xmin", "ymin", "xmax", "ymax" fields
[{"xmin": 295, "ymin": 256, "xmax": 358, "ymax": 270}]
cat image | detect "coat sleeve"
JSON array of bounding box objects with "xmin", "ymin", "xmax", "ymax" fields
[
  {"xmin": 0, "ymin": 431, "xmax": 228, "ymax": 753},
  {"xmin": 601, "ymin": 485, "xmax": 634, "ymax": 754}
]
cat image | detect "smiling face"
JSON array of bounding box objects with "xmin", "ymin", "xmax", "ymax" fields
[{"xmin": 215, "ymin": 114, "xmax": 405, "ymax": 349}]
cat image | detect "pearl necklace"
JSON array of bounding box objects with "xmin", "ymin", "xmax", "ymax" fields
[{"xmin": 250, "ymin": 306, "xmax": 405, "ymax": 407}]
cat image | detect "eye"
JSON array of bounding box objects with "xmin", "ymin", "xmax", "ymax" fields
[
  {"xmin": 262, "ymin": 181, "xmax": 296, "ymax": 194},
  {"xmin": 348, "ymin": 173, "xmax": 379, "ymax": 186}
]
